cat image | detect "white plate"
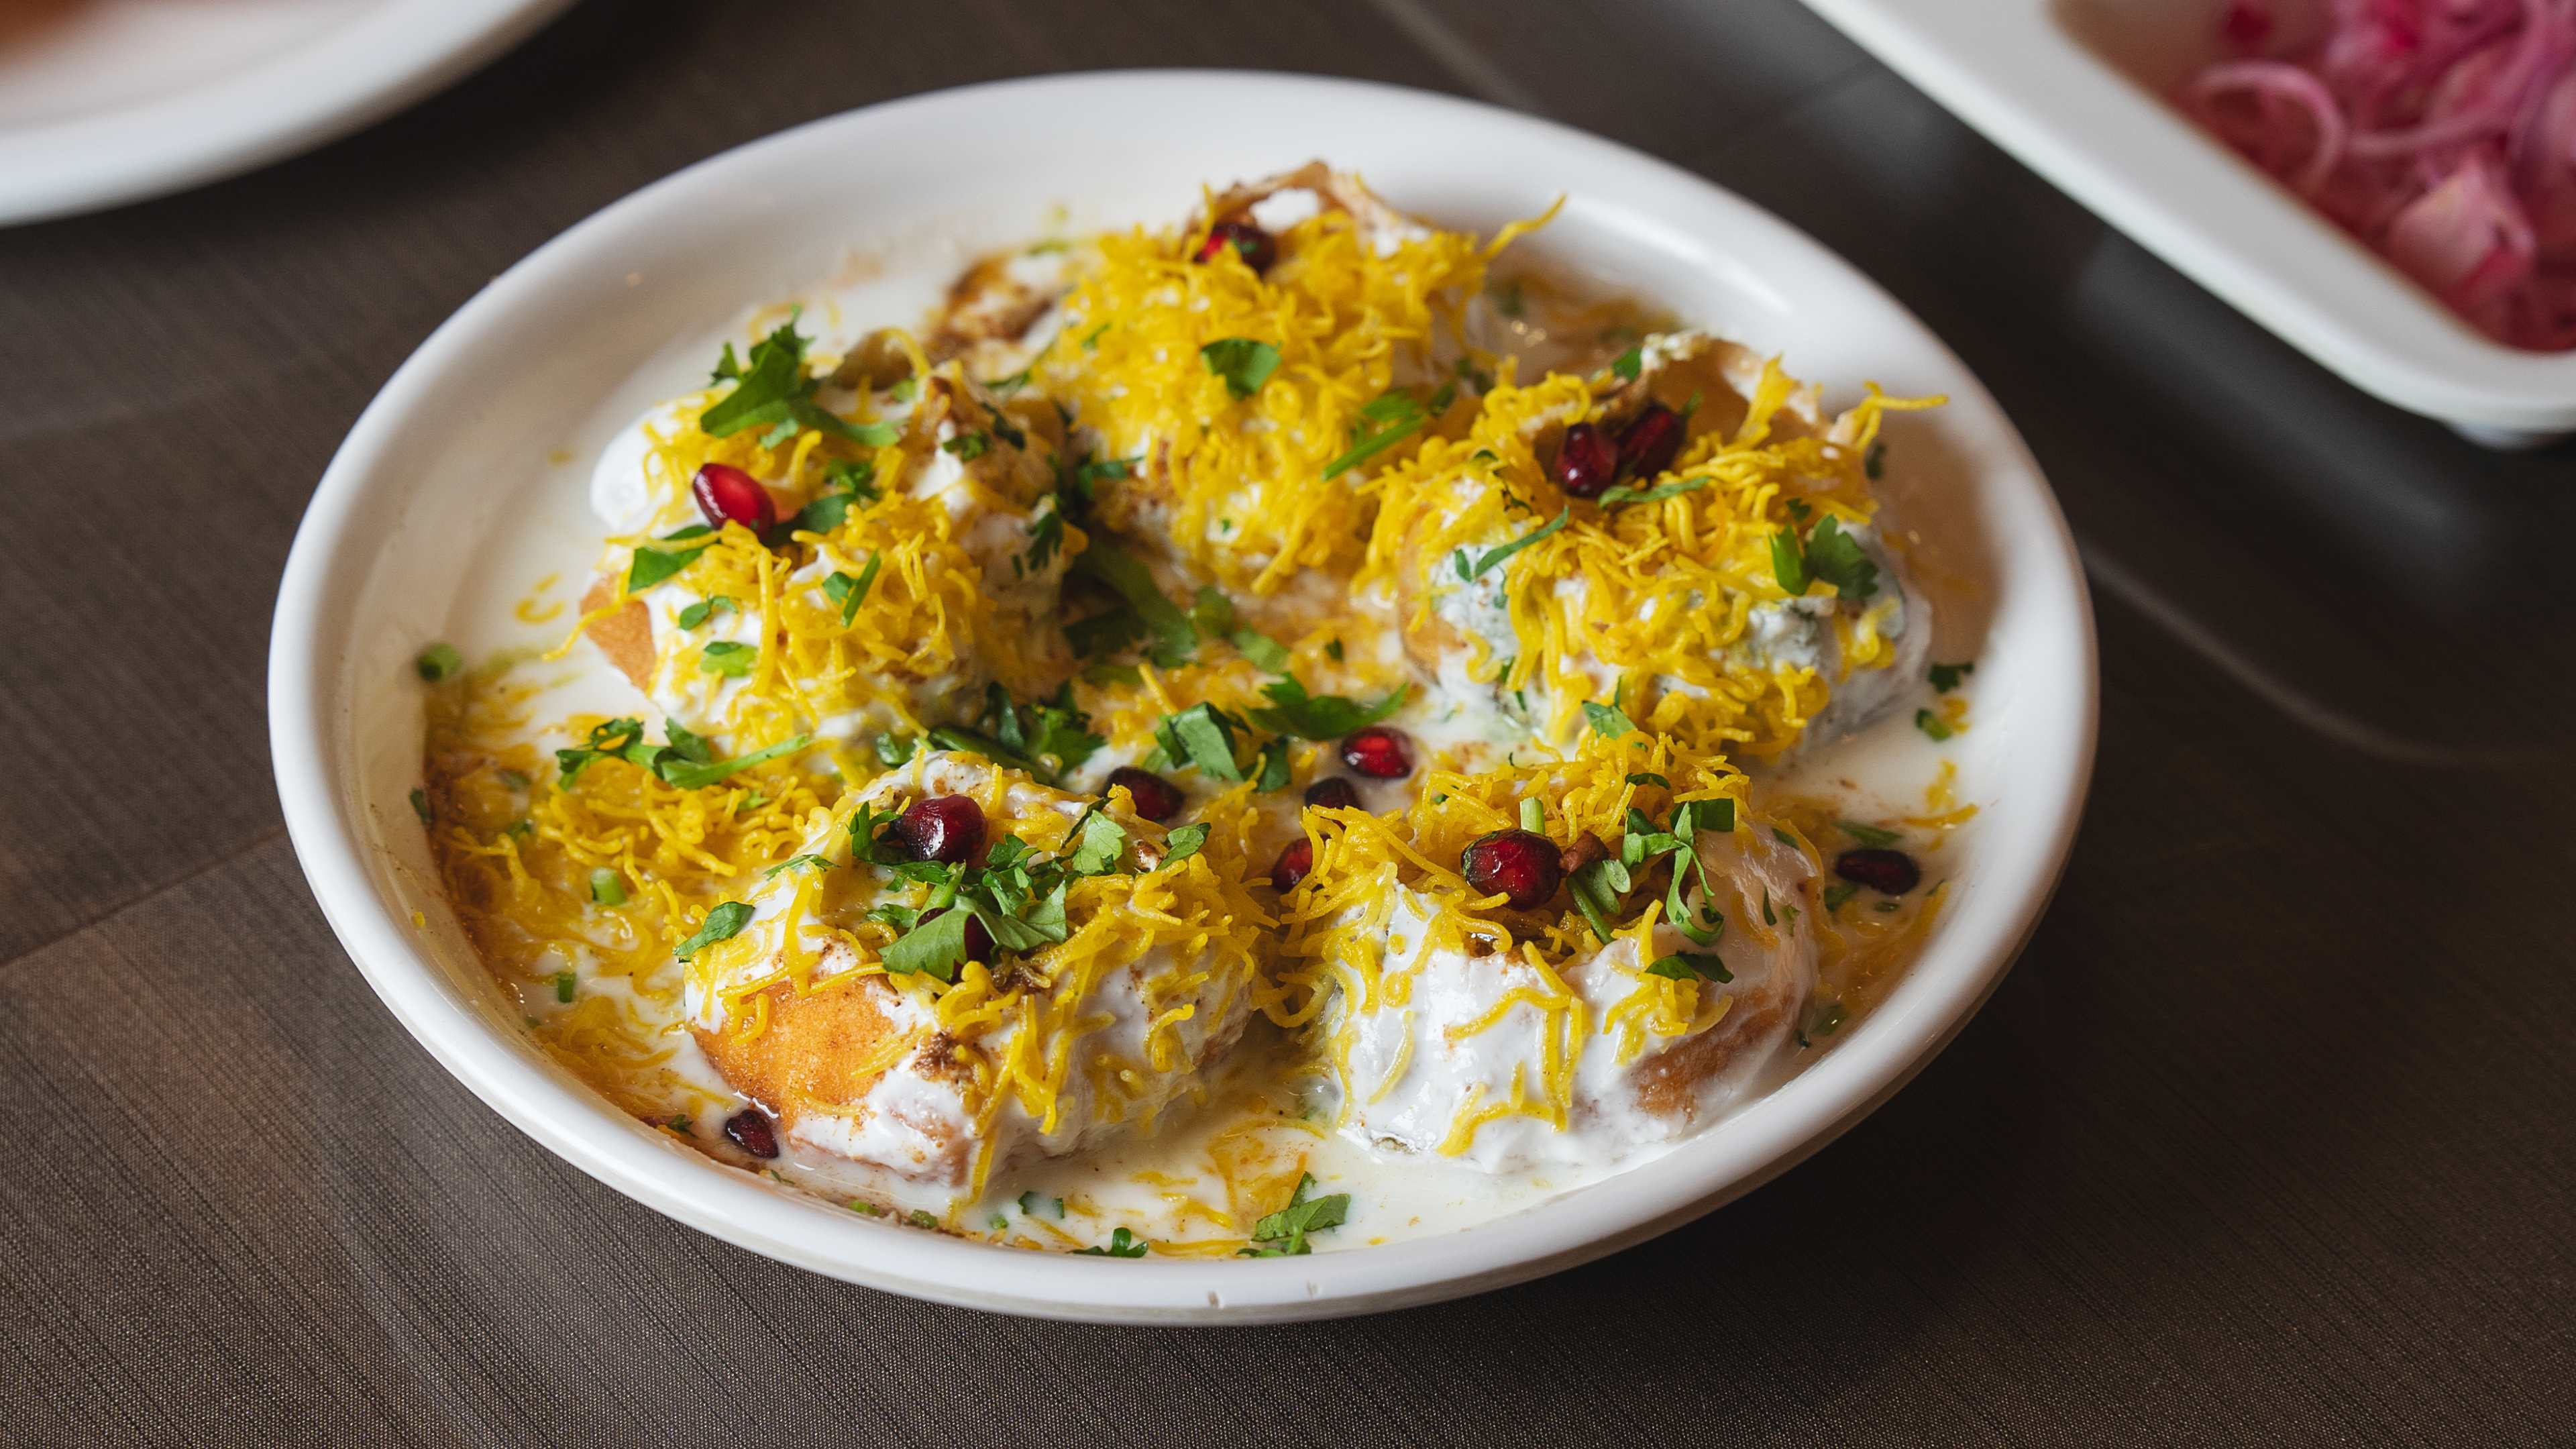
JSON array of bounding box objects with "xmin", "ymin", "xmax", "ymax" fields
[
  {"xmin": 1797, "ymin": 0, "xmax": 2576, "ymax": 449},
  {"xmin": 0, "ymin": 0, "xmax": 572, "ymax": 226},
  {"xmin": 268, "ymin": 70, "xmax": 2098, "ymax": 1324}
]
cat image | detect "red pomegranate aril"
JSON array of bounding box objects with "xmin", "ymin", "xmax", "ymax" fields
[
  {"xmin": 920, "ymin": 906, "xmax": 996, "ymax": 962},
  {"xmin": 1462, "ymin": 828, "xmax": 1564, "ymax": 910},
  {"xmin": 894, "ymin": 795, "xmax": 986, "ymax": 865},
  {"xmin": 1303, "ymin": 777, "xmax": 1362, "ymax": 812},
  {"xmin": 1834, "ymin": 847, "xmax": 1921, "ymax": 896},
  {"xmin": 1340, "ymin": 726, "xmax": 1413, "ymax": 780},
  {"xmin": 1615, "ymin": 404, "xmax": 1684, "ymax": 481},
  {"xmin": 1552, "ymin": 422, "xmax": 1618, "ymax": 498},
  {"xmin": 1195, "ymin": 218, "xmax": 1278, "ymax": 274},
  {"xmin": 692, "ymin": 462, "xmax": 777, "ymax": 534},
  {"xmin": 1106, "ymin": 766, "xmax": 1185, "ymax": 822},
  {"xmin": 1270, "ymin": 839, "xmax": 1315, "ymax": 892},
  {"xmin": 722, "ymin": 1108, "xmax": 780, "ymax": 1160}
]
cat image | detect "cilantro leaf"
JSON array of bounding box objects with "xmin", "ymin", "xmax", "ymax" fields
[
  {"xmin": 700, "ymin": 319, "xmax": 899, "ymax": 447},
  {"xmin": 627, "ymin": 543, "xmax": 709, "ymax": 592},
  {"xmin": 1597, "ymin": 475, "xmax": 1708, "ymax": 508},
  {"xmin": 1155, "ymin": 702, "xmax": 1246, "ymax": 782},
  {"xmin": 1821, "ymin": 882, "xmax": 1858, "ymax": 914},
  {"xmin": 882, "ymin": 907, "xmax": 971, "ymax": 981},
  {"xmin": 1162, "ymin": 823, "xmax": 1210, "ymax": 865},
  {"xmin": 1929, "ymin": 660, "xmax": 1975, "ymax": 693},
  {"xmin": 674, "ymin": 901, "xmax": 753, "ymax": 960},
  {"xmin": 1065, "ymin": 811, "xmax": 1129, "ymax": 875},
  {"xmin": 1768, "ymin": 528, "xmax": 1809, "ymax": 596},
  {"xmin": 1075, "ymin": 1226, "xmax": 1149, "ymax": 1258},
  {"xmin": 1244, "ymin": 1173, "xmax": 1350, "ymax": 1256},
  {"xmin": 415, "ymin": 643, "xmax": 462, "ymax": 682},
  {"xmin": 762, "ymin": 854, "xmax": 833, "ymax": 880},
  {"xmin": 675, "ymin": 596, "xmax": 735, "ymax": 629},
  {"xmin": 1644, "ymin": 951, "xmax": 1732, "ymax": 983},
  {"xmin": 1199, "ymin": 338, "xmax": 1281, "ymax": 400},
  {"xmin": 1915, "ymin": 708, "xmax": 1953, "ymax": 742},
  {"xmin": 1073, "ymin": 546, "xmax": 1194, "ymax": 667},
  {"xmin": 1582, "ymin": 698, "xmax": 1637, "ymax": 739},
  {"xmin": 1838, "ymin": 819, "xmax": 1902, "ymax": 847},
  {"xmin": 1231, "ymin": 629, "xmax": 1291, "ymax": 672},
  {"xmin": 822, "ymin": 553, "xmax": 882, "ymax": 625},
  {"xmin": 1246, "ymin": 675, "xmax": 1405, "ymax": 740},
  {"xmin": 1803, "ymin": 515, "xmax": 1879, "ymax": 600},
  {"xmin": 942, "ymin": 430, "xmax": 989, "ymax": 461},
  {"xmin": 699, "ymin": 641, "xmax": 757, "ymax": 678},
  {"xmin": 1611, "ymin": 345, "xmax": 1644, "ymax": 380},
  {"xmin": 658, "ymin": 734, "xmax": 808, "ymax": 791},
  {"xmin": 1467, "ymin": 508, "xmax": 1569, "ymax": 580},
  {"xmin": 1189, "ymin": 585, "xmax": 1237, "ymax": 639},
  {"xmin": 1323, "ymin": 390, "xmax": 1430, "ymax": 480}
]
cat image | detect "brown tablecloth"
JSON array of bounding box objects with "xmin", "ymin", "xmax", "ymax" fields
[{"xmin": 4, "ymin": 1, "xmax": 2571, "ymax": 1442}]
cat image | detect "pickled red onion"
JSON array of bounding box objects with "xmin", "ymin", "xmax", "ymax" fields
[{"xmin": 2184, "ymin": 0, "xmax": 2576, "ymax": 351}]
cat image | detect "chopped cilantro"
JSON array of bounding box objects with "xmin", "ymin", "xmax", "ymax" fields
[
  {"xmin": 1768, "ymin": 528, "xmax": 1809, "ymax": 596},
  {"xmin": 1323, "ymin": 390, "xmax": 1430, "ymax": 479},
  {"xmin": 909, "ymin": 1210, "xmax": 938, "ymax": 1230},
  {"xmin": 1246, "ymin": 674, "xmax": 1405, "ymax": 740},
  {"xmin": 1929, "ymin": 659, "xmax": 1975, "ymax": 693},
  {"xmin": 1821, "ymin": 882, "xmax": 1858, "ymax": 914},
  {"xmin": 415, "ymin": 643, "xmax": 462, "ymax": 682},
  {"xmin": 1199, "ymin": 337, "xmax": 1281, "ymax": 400},
  {"xmin": 1864, "ymin": 442, "xmax": 1886, "ymax": 480},
  {"xmin": 675, "ymin": 596, "xmax": 735, "ymax": 629},
  {"xmin": 1189, "ymin": 585, "xmax": 1236, "ymax": 639},
  {"xmin": 821, "ymin": 553, "xmax": 882, "ymax": 625},
  {"xmin": 1018, "ymin": 1191, "xmax": 1041, "ymax": 1215},
  {"xmin": 1240, "ymin": 1174, "xmax": 1350, "ymax": 1256},
  {"xmin": 1597, "ymin": 475, "xmax": 1709, "ymax": 508},
  {"xmin": 942, "ymin": 430, "xmax": 990, "ymax": 462},
  {"xmin": 762, "ymin": 854, "xmax": 833, "ymax": 880},
  {"xmin": 1915, "ymin": 708, "xmax": 1954, "ymax": 743},
  {"xmin": 1644, "ymin": 952, "xmax": 1731, "ymax": 983},
  {"xmin": 1072, "ymin": 546, "xmax": 1194, "ymax": 667},
  {"xmin": 626, "ymin": 542, "xmax": 709, "ymax": 592},
  {"xmin": 674, "ymin": 902, "xmax": 753, "ymax": 960},
  {"xmin": 1325, "ymin": 639, "xmax": 1344, "ymax": 662},
  {"xmin": 882, "ymin": 905, "xmax": 973, "ymax": 981},
  {"xmin": 698, "ymin": 641, "xmax": 757, "ymax": 678},
  {"xmin": 1582, "ymin": 698, "xmax": 1637, "ymax": 739},
  {"xmin": 1625, "ymin": 772, "xmax": 1670, "ymax": 788},
  {"xmin": 1154, "ymin": 702, "xmax": 1248, "ymax": 782},
  {"xmin": 1232, "ymin": 630, "xmax": 1291, "ymax": 672},
  {"xmin": 1838, "ymin": 820, "xmax": 1902, "ymax": 847},
  {"xmin": 1076, "ymin": 1226, "xmax": 1149, "ymax": 1258},
  {"xmin": 1804, "ymin": 515, "xmax": 1879, "ymax": 600},
  {"xmin": 1467, "ymin": 508, "xmax": 1569, "ymax": 580},
  {"xmin": 409, "ymin": 788, "xmax": 432, "ymax": 826},
  {"xmin": 554, "ymin": 716, "xmax": 808, "ymax": 790},
  {"xmin": 700, "ymin": 318, "xmax": 898, "ymax": 447},
  {"xmin": 1611, "ymin": 345, "xmax": 1644, "ymax": 380},
  {"xmin": 1162, "ymin": 823, "xmax": 1211, "ymax": 865},
  {"xmin": 1065, "ymin": 812, "xmax": 1129, "ymax": 875}
]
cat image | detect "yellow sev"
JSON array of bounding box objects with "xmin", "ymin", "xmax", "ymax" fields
[
  {"xmin": 1261, "ymin": 734, "xmax": 1751, "ymax": 1151},
  {"xmin": 1361, "ymin": 355, "xmax": 1939, "ymax": 761},
  {"xmin": 676, "ymin": 758, "xmax": 1276, "ymax": 1204},
  {"xmin": 1036, "ymin": 203, "xmax": 1509, "ymax": 595}
]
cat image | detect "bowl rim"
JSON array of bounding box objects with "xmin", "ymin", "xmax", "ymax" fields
[
  {"xmin": 268, "ymin": 68, "xmax": 2099, "ymax": 1324},
  {"xmin": 1796, "ymin": 0, "xmax": 2576, "ymax": 437},
  {"xmin": 0, "ymin": 0, "xmax": 576, "ymax": 227}
]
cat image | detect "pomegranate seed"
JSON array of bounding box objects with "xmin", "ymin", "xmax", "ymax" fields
[
  {"xmin": 1106, "ymin": 766, "xmax": 1185, "ymax": 822},
  {"xmin": 1270, "ymin": 839, "xmax": 1314, "ymax": 892},
  {"xmin": 1340, "ymin": 727, "xmax": 1412, "ymax": 780},
  {"xmin": 1615, "ymin": 404, "xmax": 1684, "ymax": 481},
  {"xmin": 1552, "ymin": 422, "xmax": 1617, "ymax": 498},
  {"xmin": 1194, "ymin": 218, "xmax": 1278, "ymax": 273},
  {"xmin": 920, "ymin": 906, "xmax": 996, "ymax": 961},
  {"xmin": 1834, "ymin": 848, "xmax": 1921, "ymax": 896},
  {"xmin": 1462, "ymin": 829, "xmax": 1564, "ymax": 910},
  {"xmin": 722, "ymin": 1108, "xmax": 780, "ymax": 1159},
  {"xmin": 692, "ymin": 463, "xmax": 776, "ymax": 534},
  {"xmin": 894, "ymin": 795, "xmax": 985, "ymax": 865},
  {"xmin": 1303, "ymin": 777, "xmax": 1362, "ymax": 812}
]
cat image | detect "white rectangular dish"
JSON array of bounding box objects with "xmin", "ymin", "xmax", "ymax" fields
[{"xmin": 1799, "ymin": 0, "xmax": 2576, "ymax": 448}]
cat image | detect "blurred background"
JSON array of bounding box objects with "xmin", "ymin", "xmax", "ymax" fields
[{"xmin": 1, "ymin": 1, "xmax": 2568, "ymax": 1444}]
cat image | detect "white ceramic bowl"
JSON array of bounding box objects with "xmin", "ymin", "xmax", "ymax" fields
[
  {"xmin": 0, "ymin": 0, "xmax": 574, "ymax": 227},
  {"xmin": 1798, "ymin": 0, "xmax": 2576, "ymax": 449},
  {"xmin": 270, "ymin": 70, "xmax": 2097, "ymax": 1324}
]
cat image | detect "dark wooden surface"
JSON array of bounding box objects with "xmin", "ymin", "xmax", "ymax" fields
[{"xmin": 4, "ymin": 2, "xmax": 2571, "ymax": 1443}]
